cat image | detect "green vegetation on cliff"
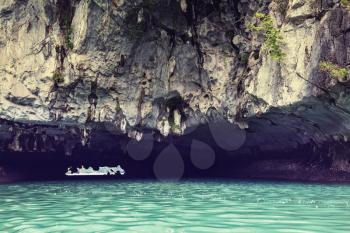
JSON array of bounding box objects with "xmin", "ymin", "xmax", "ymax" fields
[
  {"xmin": 52, "ymin": 71, "xmax": 65, "ymax": 84},
  {"xmin": 341, "ymin": 0, "xmax": 350, "ymax": 9},
  {"xmin": 65, "ymin": 26, "xmax": 74, "ymax": 50},
  {"xmin": 320, "ymin": 61, "xmax": 348, "ymax": 80},
  {"xmin": 249, "ymin": 12, "xmax": 285, "ymax": 61}
]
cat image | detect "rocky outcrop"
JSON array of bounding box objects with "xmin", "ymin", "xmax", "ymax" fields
[
  {"xmin": 0, "ymin": 0, "xmax": 269, "ymax": 131},
  {"xmin": 247, "ymin": 0, "xmax": 350, "ymax": 106},
  {"xmin": 0, "ymin": 0, "xmax": 350, "ymax": 181}
]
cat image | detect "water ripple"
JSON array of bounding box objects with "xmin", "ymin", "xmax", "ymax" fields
[{"xmin": 0, "ymin": 181, "xmax": 350, "ymax": 232}]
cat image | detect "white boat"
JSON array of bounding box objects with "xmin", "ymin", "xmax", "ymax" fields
[{"xmin": 65, "ymin": 165, "xmax": 125, "ymax": 176}]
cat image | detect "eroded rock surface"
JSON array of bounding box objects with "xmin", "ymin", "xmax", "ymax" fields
[{"xmin": 1, "ymin": 0, "xmax": 350, "ymax": 180}]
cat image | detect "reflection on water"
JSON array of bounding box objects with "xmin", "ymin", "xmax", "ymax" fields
[{"xmin": 0, "ymin": 181, "xmax": 350, "ymax": 232}]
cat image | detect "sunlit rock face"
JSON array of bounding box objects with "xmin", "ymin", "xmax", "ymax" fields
[
  {"xmin": 246, "ymin": 0, "xmax": 350, "ymax": 106},
  {"xmin": 0, "ymin": 0, "xmax": 350, "ymax": 180},
  {"xmin": 1, "ymin": 0, "xmax": 348, "ymax": 133},
  {"xmin": 0, "ymin": 0, "xmax": 264, "ymax": 132}
]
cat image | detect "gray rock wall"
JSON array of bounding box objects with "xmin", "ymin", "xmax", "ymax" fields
[{"xmin": 0, "ymin": 0, "xmax": 349, "ymax": 137}]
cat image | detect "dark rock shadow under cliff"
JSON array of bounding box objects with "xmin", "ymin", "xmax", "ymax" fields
[{"xmin": 1, "ymin": 83, "xmax": 350, "ymax": 183}]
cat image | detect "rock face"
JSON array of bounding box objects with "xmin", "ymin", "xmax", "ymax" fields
[
  {"xmin": 0, "ymin": 0, "xmax": 350, "ymax": 181},
  {"xmin": 248, "ymin": 0, "xmax": 350, "ymax": 106}
]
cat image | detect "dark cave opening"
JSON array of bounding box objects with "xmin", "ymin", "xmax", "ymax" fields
[{"xmin": 0, "ymin": 123, "xmax": 345, "ymax": 183}]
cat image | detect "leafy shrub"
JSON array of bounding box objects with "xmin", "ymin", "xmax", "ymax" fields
[
  {"xmin": 65, "ymin": 26, "xmax": 74, "ymax": 50},
  {"xmin": 249, "ymin": 12, "xmax": 285, "ymax": 61},
  {"xmin": 320, "ymin": 61, "xmax": 348, "ymax": 79},
  {"xmin": 52, "ymin": 71, "xmax": 65, "ymax": 84},
  {"xmin": 341, "ymin": 0, "xmax": 350, "ymax": 9},
  {"xmin": 60, "ymin": 14, "xmax": 74, "ymax": 50}
]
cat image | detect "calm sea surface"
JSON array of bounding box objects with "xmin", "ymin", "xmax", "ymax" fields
[{"xmin": 0, "ymin": 181, "xmax": 349, "ymax": 232}]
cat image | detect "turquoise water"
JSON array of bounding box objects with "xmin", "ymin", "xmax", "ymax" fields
[{"xmin": 0, "ymin": 181, "xmax": 350, "ymax": 233}]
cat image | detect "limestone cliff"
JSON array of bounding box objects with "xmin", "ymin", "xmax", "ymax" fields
[{"xmin": 1, "ymin": 0, "xmax": 350, "ymax": 181}]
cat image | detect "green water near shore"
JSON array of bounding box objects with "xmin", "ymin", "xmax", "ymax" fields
[{"xmin": 0, "ymin": 181, "xmax": 349, "ymax": 232}]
